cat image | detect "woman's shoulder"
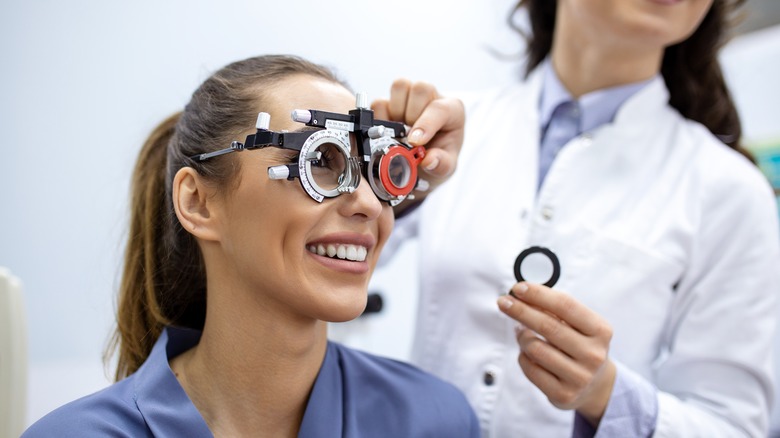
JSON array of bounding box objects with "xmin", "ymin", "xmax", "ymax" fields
[
  {"xmin": 333, "ymin": 342, "xmax": 457, "ymax": 391},
  {"xmin": 331, "ymin": 342, "xmax": 480, "ymax": 436},
  {"xmin": 22, "ymin": 377, "xmax": 149, "ymax": 438},
  {"xmin": 681, "ymin": 119, "xmax": 773, "ymax": 196}
]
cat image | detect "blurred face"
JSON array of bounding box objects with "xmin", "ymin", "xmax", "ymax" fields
[
  {"xmin": 214, "ymin": 75, "xmax": 394, "ymax": 323},
  {"xmin": 558, "ymin": 0, "xmax": 714, "ymax": 49}
]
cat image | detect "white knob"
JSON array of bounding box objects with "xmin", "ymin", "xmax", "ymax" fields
[
  {"xmin": 367, "ymin": 126, "xmax": 386, "ymax": 139},
  {"xmin": 356, "ymin": 92, "xmax": 368, "ymax": 109},
  {"xmin": 291, "ymin": 109, "xmax": 312, "ymax": 123},
  {"xmin": 256, "ymin": 112, "xmax": 271, "ymax": 130},
  {"xmin": 268, "ymin": 165, "xmax": 290, "ymax": 180}
]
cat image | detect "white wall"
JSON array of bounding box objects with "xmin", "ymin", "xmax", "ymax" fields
[
  {"xmin": 2, "ymin": 0, "xmax": 779, "ymax": 430},
  {"xmin": 721, "ymin": 24, "xmax": 780, "ymax": 143}
]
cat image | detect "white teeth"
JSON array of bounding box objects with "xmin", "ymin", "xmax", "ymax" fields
[{"xmin": 307, "ymin": 243, "xmax": 368, "ymax": 262}]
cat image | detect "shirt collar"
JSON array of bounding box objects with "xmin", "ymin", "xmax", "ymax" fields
[
  {"xmin": 132, "ymin": 327, "xmax": 345, "ymax": 438},
  {"xmin": 539, "ymin": 59, "xmax": 573, "ymax": 131},
  {"xmin": 132, "ymin": 326, "xmax": 212, "ymax": 437},
  {"xmin": 298, "ymin": 342, "xmax": 345, "ymax": 436},
  {"xmin": 538, "ymin": 58, "xmax": 656, "ymax": 134}
]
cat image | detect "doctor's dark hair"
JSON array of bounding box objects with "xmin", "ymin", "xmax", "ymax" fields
[
  {"xmin": 510, "ymin": 0, "xmax": 750, "ymax": 156},
  {"xmin": 107, "ymin": 55, "xmax": 347, "ymax": 380}
]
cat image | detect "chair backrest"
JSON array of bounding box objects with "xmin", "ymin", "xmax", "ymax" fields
[{"xmin": 0, "ymin": 267, "xmax": 27, "ymax": 438}]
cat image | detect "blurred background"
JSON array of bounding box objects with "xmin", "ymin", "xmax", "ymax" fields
[{"xmin": 1, "ymin": 0, "xmax": 778, "ymax": 433}]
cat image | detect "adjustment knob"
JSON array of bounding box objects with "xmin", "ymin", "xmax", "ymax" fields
[
  {"xmin": 256, "ymin": 112, "xmax": 271, "ymax": 130},
  {"xmin": 291, "ymin": 109, "xmax": 312, "ymax": 124},
  {"xmin": 356, "ymin": 92, "xmax": 369, "ymax": 109},
  {"xmin": 367, "ymin": 125, "xmax": 386, "ymax": 139},
  {"xmin": 268, "ymin": 165, "xmax": 290, "ymax": 180}
]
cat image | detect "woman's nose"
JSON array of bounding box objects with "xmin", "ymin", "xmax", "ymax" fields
[{"xmin": 338, "ymin": 176, "xmax": 384, "ymax": 220}]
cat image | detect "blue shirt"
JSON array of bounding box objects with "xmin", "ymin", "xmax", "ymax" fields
[{"xmin": 23, "ymin": 327, "xmax": 480, "ymax": 437}]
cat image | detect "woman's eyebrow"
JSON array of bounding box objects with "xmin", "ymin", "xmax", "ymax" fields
[{"xmin": 289, "ymin": 126, "xmax": 321, "ymax": 133}]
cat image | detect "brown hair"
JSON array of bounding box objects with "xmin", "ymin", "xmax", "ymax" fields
[
  {"xmin": 107, "ymin": 55, "xmax": 347, "ymax": 380},
  {"xmin": 509, "ymin": 0, "xmax": 751, "ymax": 156}
]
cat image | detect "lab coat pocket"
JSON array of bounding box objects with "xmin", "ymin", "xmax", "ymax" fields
[{"xmin": 568, "ymin": 229, "xmax": 685, "ymax": 374}]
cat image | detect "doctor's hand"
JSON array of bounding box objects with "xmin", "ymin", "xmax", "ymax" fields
[
  {"xmin": 372, "ymin": 79, "xmax": 464, "ymax": 213},
  {"xmin": 497, "ymin": 282, "xmax": 617, "ymax": 427}
]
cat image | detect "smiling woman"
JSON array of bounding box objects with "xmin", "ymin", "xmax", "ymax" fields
[{"xmin": 20, "ymin": 55, "xmax": 478, "ymax": 438}]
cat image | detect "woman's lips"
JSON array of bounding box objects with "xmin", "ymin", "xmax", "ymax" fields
[{"xmin": 307, "ymin": 250, "xmax": 370, "ymax": 274}]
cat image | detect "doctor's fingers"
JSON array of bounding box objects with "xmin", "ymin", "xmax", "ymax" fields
[
  {"xmin": 516, "ymin": 329, "xmax": 594, "ymax": 410},
  {"xmin": 373, "ymin": 91, "xmax": 464, "ymax": 179},
  {"xmin": 508, "ymin": 282, "xmax": 610, "ymax": 339},
  {"xmin": 498, "ymin": 293, "xmax": 611, "ymax": 363},
  {"xmin": 409, "ymin": 96, "xmax": 464, "ymax": 179},
  {"xmin": 382, "ymin": 79, "xmax": 439, "ymax": 125}
]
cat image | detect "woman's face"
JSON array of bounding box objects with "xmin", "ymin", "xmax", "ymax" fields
[
  {"xmin": 214, "ymin": 75, "xmax": 394, "ymax": 323},
  {"xmin": 559, "ymin": 0, "xmax": 714, "ymax": 50}
]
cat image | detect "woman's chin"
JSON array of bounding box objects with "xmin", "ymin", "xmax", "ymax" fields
[
  {"xmin": 326, "ymin": 303, "xmax": 368, "ymax": 323},
  {"xmin": 320, "ymin": 295, "xmax": 369, "ymax": 323}
]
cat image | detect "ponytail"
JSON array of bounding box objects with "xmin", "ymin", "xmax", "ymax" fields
[{"xmin": 107, "ymin": 113, "xmax": 180, "ymax": 380}]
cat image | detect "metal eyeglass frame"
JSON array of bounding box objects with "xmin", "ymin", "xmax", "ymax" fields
[{"xmin": 189, "ymin": 92, "xmax": 427, "ymax": 205}]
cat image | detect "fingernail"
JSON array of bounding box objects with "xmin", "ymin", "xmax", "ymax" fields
[
  {"xmin": 514, "ymin": 324, "xmax": 524, "ymax": 336},
  {"xmin": 410, "ymin": 129, "xmax": 424, "ymax": 143},
  {"xmin": 498, "ymin": 297, "xmax": 514, "ymax": 310},
  {"xmin": 515, "ymin": 283, "xmax": 529, "ymax": 294},
  {"xmin": 423, "ymin": 157, "xmax": 439, "ymax": 171}
]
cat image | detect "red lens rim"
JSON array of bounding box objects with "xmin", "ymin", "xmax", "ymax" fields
[{"xmin": 378, "ymin": 145, "xmax": 425, "ymax": 197}]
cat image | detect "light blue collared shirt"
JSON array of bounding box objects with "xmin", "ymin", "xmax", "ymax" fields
[
  {"xmin": 538, "ymin": 59, "xmax": 653, "ymax": 189},
  {"xmin": 23, "ymin": 326, "xmax": 480, "ymax": 437}
]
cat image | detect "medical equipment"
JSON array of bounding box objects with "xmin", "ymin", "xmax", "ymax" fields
[
  {"xmin": 513, "ymin": 246, "xmax": 561, "ymax": 288},
  {"xmin": 191, "ymin": 93, "xmax": 427, "ymax": 206}
]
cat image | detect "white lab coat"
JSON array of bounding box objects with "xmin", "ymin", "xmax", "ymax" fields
[{"xmin": 388, "ymin": 67, "xmax": 780, "ymax": 437}]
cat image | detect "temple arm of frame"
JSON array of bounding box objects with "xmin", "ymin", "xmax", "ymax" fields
[
  {"xmin": 250, "ymin": 131, "xmax": 311, "ymax": 151},
  {"xmin": 191, "ymin": 130, "xmax": 311, "ymax": 162},
  {"xmin": 191, "ymin": 141, "xmax": 245, "ymax": 162}
]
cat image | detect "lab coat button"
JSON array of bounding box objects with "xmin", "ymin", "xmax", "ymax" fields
[
  {"xmin": 541, "ymin": 207, "xmax": 554, "ymax": 221},
  {"xmin": 580, "ymin": 133, "xmax": 594, "ymax": 145},
  {"xmin": 483, "ymin": 371, "xmax": 496, "ymax": 386}
]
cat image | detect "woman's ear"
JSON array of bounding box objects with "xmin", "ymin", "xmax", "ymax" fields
[{"xmin": 172, "ymin": 167, "xmax": 221, "ymax": 242}]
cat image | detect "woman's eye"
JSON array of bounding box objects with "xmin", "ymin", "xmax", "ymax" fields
[{"xmin": 311, "ymin": 145, "xmax": 340, "ymax": 169}]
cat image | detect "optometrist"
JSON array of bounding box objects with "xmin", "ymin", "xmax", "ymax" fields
[{"xmin": 373, "ymin": 0, "xmax": 780, "ymax": 437}]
